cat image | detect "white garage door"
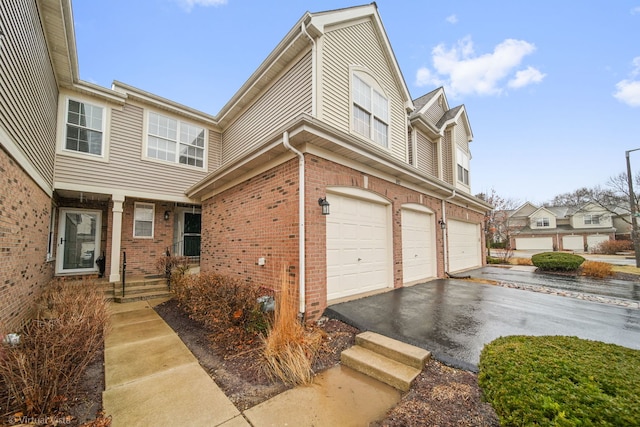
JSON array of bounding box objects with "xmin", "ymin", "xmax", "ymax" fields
[
  {"xmin": 448, "ymin": 220, "xmax": 482, "ymax": 273},
  {"xmin": 587, "ymin": 235, "xmax": 609, "ymax": 252},
  {"xmin": 563, "ymin": 235, "xmax": 584, "ymax": 252},
  {"xmin": 515, "ymin": 237, "xmax": 553, "ymax": 250},
  {"xmin": 326, "ymin": 193, "xmax": 390, "ymax": 301},
  {"xmin": 402, "ymin": 208, "xmax": 435, "ymax": 283}
]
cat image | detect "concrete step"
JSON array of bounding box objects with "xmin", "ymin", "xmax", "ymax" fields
[
  {"xmin": 341, "ymin": 345, "xmax": 421, "ymax": 392},
  {"xmin": 113, "ymin": 290, "xmax": 173, "ymax": 303},
  {"xmin": 113, "ymin": 282, "xmax": 169, "ymax": 297},
  {"xmin": 355, "ymin": 331, "xmax": 431, "ymax": 370}
]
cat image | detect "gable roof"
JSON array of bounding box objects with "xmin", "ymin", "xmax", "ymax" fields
[
  {"xmin": 409, "ymin": 87, "xmax": 473, "ymax": 140},
  {"xmin": 216, "ymin": 3, "xmax": 413, "ymax": 127}
]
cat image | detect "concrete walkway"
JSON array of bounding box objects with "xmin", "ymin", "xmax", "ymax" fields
[
  {"xmin": 103, "ymin": 300, "xmax": 245, "ymax": 427},
  {"xmin": 103, "ymin": 300, "xmax": 400, "ymax": 426}
]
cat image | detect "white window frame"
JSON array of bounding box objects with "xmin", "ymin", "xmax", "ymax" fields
[
  {"xmin": 351, "ymin": 72, "xmax": 390, "ymax": 148},
  {"xmin": 584, "ymin": 214, "xmax": 600, "ymax": 225},
  {"xmin": 63, "ymin": 97, "xmax": 106, "ymax": 157},
  {"xmin": 456, "ymin": 147, "xmax": 470, "ymax": 185},
  {"xmin": 133, "ymin": 202, "xmax": 155, "ymax": 239},
  {"xmin": 145, "ymin": 111, "xmax": 206, "ymax": 169},
  {"xmin": 536, "ymin": 217, "xmax": 550, "ymax": 227},
  {"xmin": 46, "ymin": 204, "xmax": 57, "ymax": 261}
]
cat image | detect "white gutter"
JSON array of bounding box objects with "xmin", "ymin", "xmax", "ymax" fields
[
  {"xmin": 283, "ymin": 131, "xmax": 306, "ymax": 317},
  {"xmin": 441, "ymin": 189, "xmax": 456, "ymax": 274},
  {"xmin": 301, "ymin": 21, "xmax": 317, "ymax": 116}
]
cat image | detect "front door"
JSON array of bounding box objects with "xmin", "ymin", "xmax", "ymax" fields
[
  {"xmin": 183, "ymin": 212, "xmax": 201, "ymax": 257},
  {"xmin": 57, "ymin": 209, "xmax": 101, "ymax": 274}
]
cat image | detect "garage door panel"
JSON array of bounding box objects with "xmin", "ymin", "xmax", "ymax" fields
[
  {"xmin": 448, "ymin": 220, "xmax": 481, "ymax": 273},
  {"xmin": 327, "ymin": 193, "xmax": 391, "ymax": 301},
  {"xmin": 515, "ymin": 237, "xmax": 553, "ymax": 250},
  {"xmin": 563, "ymin": 235, "xmax": 583, "ymax": 251},
  {"xmin": 402, "ymin": 209, "xmax": 435, "ymax": 283}
]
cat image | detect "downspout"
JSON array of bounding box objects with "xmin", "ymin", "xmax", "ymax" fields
[
  {"xmin": 441, "ymin": 189, "xmax": 456, "ymax": 275},
  {"xmin": 283, "ymin": 131, "xmax": 306, "ymax": 318},
  {"xmin": 301, "ymin": 20, "xmax": 316, "ymax": 116}
]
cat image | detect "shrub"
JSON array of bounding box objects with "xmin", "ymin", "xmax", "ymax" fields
[
  {"xmin": 0, "ymin": 279, "xmax": 110, "ymax": 417},
  {"xmin": 262, "ymin": 267, "xmax": 323, "ymax": 386},
  {"xmin": 594, "ymin": 239, "xmax": 633, "ymax": 255},
  {"xmin": 171, "ymin": 273, "xmax": 272, "ymax": 336},
  {"xmin": 513, "ymin": 257, "xmax": 533, "ymax": 266},
  {"xmin": 581, "ymin": 260, "xmax": 614, "ymax": 278},
  {"xmin": 486, "ymin": 256, "xmax": 502, "ymax": 264},
  {"xmin": 479, "ymin": 336, "xmax": 640, "ymax": 426},
  {"xmin": 531, "ymin": 252, "xmax": 585, "ymax": 271},
  {"xmin": 156, "ymin": 254, "xmax": 190, "ymax": 283}
]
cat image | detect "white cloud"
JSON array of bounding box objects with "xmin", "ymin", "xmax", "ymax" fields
[
  {"xmin": 176, "ymin": 0, "xmax": 227, "ymax": 12},
  {"xmin": 508, "ymin": 66, "xmax": 546, "ymax": 89},
  {"xmin": 614, "ymin": 57, "xmax": 640, "ymax": 107},
  {"xmin": 614, "ymin": 80, "xmax": 640, "ymax": 107},
  {"xmin": 632, "ymin": 6, "xmax": 640, "ymax": 14},
  {"xmin": 415, "ymin": 36, "xmax": 543, "ymax": 97},
  {"xmin": 446, "ymin": 14, "xmax": 458, "ymax": 24}
]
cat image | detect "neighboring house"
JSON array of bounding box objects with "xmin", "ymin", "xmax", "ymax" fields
[
  {"xmin": 507, "ymin": 202, "xmax": 615, "ymax": 252},
  {"xmin": 0, "ymin": 1, "xmax": 491, "ymax": 329}
]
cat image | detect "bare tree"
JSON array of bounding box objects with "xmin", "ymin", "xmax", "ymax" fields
[{"xmin": 476, "ymin": 188, "xmax": 519, "ymax": 257}]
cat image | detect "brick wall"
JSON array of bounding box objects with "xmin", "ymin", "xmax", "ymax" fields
[
  {"xmin": 0, "ymin": 147, "xmax": 54, "ymax": 331},
  {"xmin": 201, "ymin": 160, "xmax": 299, "ymax": 290},
  {"xmin": 201, "ymin": 153, "xmax": 486, "ymax": 322},
  {"xmin": 120, "ymin": 199, "xmax": 176, "ymax": 277}
]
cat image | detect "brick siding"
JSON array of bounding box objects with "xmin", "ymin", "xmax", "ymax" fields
[
  {"xmin": 0, "ymin": 147, "xmax": 54, "ymax": 331},
  {"xmin": 201, "ymin": 153, "xmax": 486, "ymax": 322}
]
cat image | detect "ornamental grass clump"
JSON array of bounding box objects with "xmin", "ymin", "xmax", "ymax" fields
[
  {"xmin": 262, "ymin": 267, "xmax": 323, "ymax": 386},
  {"xmin": 479, "ymin": 335, "xmax": 640, "ymax": 426},
  {"xmin": 531, "ymin": 252, "xmax": 585, "ymax": 271},
  {"xmin": 0, "ymin": 279, "xmax": 110, "ymax": 418},
  {"xmin": 580, "ymin": 260, "xmax": 614, "ymax": 278}
]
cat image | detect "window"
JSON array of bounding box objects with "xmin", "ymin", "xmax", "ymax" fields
[
  {"xmin": 584, "ymin": 214, "xmax": 600, "ymax": 225},
  {"xmin": 65, "ymin": 99, "xmax": 104, "ymax": 156},
  {"xmin": 147, "ymin": 112, "xmax": 205, "ymax": 167},
  {"xmin": 536, "ymin": 217, "xmax": 550, "ymax": 227},
  {"xmin": 352, "ymin": 75, "xmax": 389, "ymax": 147},
  {"xmin": 134, "ymin": 203, "xmax": 155, "ymax": 238},
  {"xmin": 457, "ymin": 148, "xmax": 469, "ymax": 185}
]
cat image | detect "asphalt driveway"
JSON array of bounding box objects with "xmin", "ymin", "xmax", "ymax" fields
[{"xmin": 324, "ymin": 271, "xmax": 640, "ymax": 371}]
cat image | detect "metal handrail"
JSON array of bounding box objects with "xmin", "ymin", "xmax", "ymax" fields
[{"xmin": 121, "ymin": 251, "xmax": 127, "ymax": 298}]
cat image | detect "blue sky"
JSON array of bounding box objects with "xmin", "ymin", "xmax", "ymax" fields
[{"xmin": 72, "ymin": 1, "xmax": 640, "ymax": 205}]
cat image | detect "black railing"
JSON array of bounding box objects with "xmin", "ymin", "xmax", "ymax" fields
[
  {"xmin": 169, "ymin": 240, "xmax": 201, "ymax": 265},
  {"xmin": 121, "ymin": 251, "xmax": 127, "ymax": 298}
]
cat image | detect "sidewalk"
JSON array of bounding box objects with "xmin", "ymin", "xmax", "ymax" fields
[
  {"xmin": 102, "ymin": 300, "xmax": 400, "ymax": 426},
  {"xmin": 102, "ymin": 300, "xmax": 246, "ymax": 427}
]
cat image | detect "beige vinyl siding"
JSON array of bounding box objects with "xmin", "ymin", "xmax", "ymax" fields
[
  {"xmin": 424, "ymin": 97, "xmax": 446, "ymax": 124},
  {"xmin": 320, "ymin": 21, "xmax": 407, "ymax": 161},
  {"xmin": 416, "ymin": 131, "xmax": 438, "ymax": 177},
  {"xmin": 442, "ymin": 129, "xmax": 453, "ymax": 184},
  {"xmin": 222, "ymin": 52, "xmax": 312, "ymax": 165},
  {"xmin": 55, "ymin": 103, "xmax": 220, "ymax": 198},
  {"xmin": 0, "ymin": 0, "xmax": 58, "ymax": 188}
]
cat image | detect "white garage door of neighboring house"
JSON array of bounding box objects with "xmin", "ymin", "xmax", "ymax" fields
[
  {"xmin": 448, "ymin": 220, "xmax": 482, "ymax": 273},
  {"xmin": 563, "ymin": 235, "xmax": 584, "ymax": 252},
  {"xmin": 515, "ymin": 237, "xmax": 553, "ymax": 251},
  {"xmin": 587, "ymin": 235, "xmax": 609, "ymax": 252},
  {"xmin": 326, "ymin": 192, "xmax": 391, "ymax": 301},
  {"xmin": 402, "ymin": 207, "xmax": 435, "ymax": 284}
]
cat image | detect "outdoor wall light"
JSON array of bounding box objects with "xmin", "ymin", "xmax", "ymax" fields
[
  {"xmin": 318, "ymin": 197, "xmax": 330, "ymax": 215},
  {"xmin": 438, "ymin": 219, "xmax": 446, "ymax": 230},
  {"xmin": 164, "ymin": 211, "xmax": 170, "ymax": 221}
]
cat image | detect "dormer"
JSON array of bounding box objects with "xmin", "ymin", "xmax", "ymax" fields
[{"xmin": 529, "ymin": 207, "xmax": 557, "ymax": 229}]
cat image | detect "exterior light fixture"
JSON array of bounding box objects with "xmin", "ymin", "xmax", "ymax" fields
[
  {"xmin": 438, "ymin": 219, "xmax": 446, "ymax": 230},
  {"xmin": 318, "ymin": 197, "xmax": 330, "ymax": 215},
  {"xmin": 164, "ymin": 211, "xmax": 170, "ymax": 221}
]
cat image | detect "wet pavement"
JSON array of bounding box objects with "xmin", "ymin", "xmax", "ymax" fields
[
  {"xmin": 469, "ymin": 265, "xmax": 640, "ymax": 302},
  {"xmin": 325, "ymin": 274, "xmax": 640, "ymax": 371}
]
